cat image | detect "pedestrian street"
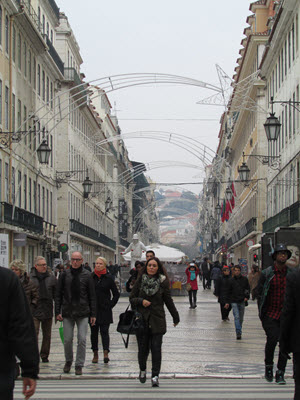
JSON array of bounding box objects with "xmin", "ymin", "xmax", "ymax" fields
[{"xmin": 34, "ymin": 289, "xmax": 294, "ymax": 380}]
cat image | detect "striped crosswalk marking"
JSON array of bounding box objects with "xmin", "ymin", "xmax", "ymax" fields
[{"xmin": 14, "ymin": 378, "xmax": 294, "ymax": 399}]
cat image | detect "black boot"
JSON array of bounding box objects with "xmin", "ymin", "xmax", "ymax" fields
[{"xmin": 265, "ymin": 365, "xmax": 273, "ymax": 382}]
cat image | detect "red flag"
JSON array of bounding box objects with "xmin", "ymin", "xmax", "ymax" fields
[
  {"xmin": 230, "ymin": 195, "xmax": 235, "ymax": 210},
  {"xmin": 221, "ymin": 199, "xmax": 226, "ymax": 223},
  {"xmin": 225, "ymin": 200, "xmax": 230, "ymax": 221},
  {"xmin": 231, "ymin": 182, "xmax": 236, "ymax": 197}
]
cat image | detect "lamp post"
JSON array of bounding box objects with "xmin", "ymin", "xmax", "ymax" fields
[
  {"xmin": 36, "ymin": 139, "xmax": 52, "ymax": 164},
  {"xmin": 263, "ymin": 97, "xmax": 281, "ymax": 141},
  {"xmin": 82, "ymin": 172, "xmax": 93, "ymax": 198}
]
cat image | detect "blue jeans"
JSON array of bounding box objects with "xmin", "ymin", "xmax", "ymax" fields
[
  {"xmin": 231, "ymin": 302, "xmax": 245, "ymax": 334},
  {"xmin": 63, "ymin": 317, "xmax": 89, "ymax": 367}
]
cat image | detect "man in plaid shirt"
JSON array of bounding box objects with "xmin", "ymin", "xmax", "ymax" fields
[{"xmin": 255, "ymin": 243, "xmax": 292, "ymax": 385}]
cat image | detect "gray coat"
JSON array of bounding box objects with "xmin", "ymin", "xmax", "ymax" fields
[
  {"xmin": 30, "ymin": 269, "xmax": 56, "ymax": 320},
  {"xmin": 55, "ymin": 268, "xmax": 96, "ymax": 319}
]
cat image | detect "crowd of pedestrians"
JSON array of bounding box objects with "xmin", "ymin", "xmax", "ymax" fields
[{"xmin": 1, "ymin": 243, "xmax": 299, "ymax": 399}]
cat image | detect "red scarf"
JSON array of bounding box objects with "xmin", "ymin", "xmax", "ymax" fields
[{"xmin": 94, "ymin": 268, "xmax": 107, "ymax": 278}]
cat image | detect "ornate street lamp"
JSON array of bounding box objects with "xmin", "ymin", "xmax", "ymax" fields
[
  {"xmin": 215, "ymin": 203, "xmax": 221, "ymax": 216},
  {"xmin": 263, "ymin": 97, "xmax": 281, "ymax": 141},
  {"xmin": 36, "ymin": 139, "xmax": 52, "ymax": 164},
  {"xmin": 82, "ymin": 171, "xmax": 93, "ymax": 198},
  {"xmin": 238, "ymin": 161, "xmax": 250, "ymax": 182},
  {"xmin": 225, "ymin": 186, "xmax": 232, "ymax": 201}
]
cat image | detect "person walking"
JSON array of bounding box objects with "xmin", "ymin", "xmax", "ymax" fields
[
  {"xmin": 55, "ymin": 251, "xmax": 96, "ymax": 375},
  {"xmin": 214, "ymin": 265, "xmax": 232, "ymax": 321},
  {"xmin": 0, "ymin": 266, "xmax": 39, "ymax": 400},
  {"xmin": 126, "ymin": 260, "xmax": 144, "ymax": 292},
  {"xmin": 108, "ymin": 261, "xmax": 119, "ymax": 281},
  {"xmin": 90, "ymin": 257, "xmax": 120, "ymax": 364},
  {"xmin": 210, "ymin": 261, "xmax": 222, "ymax": 290},
  {"xmin": 130, "ymin": 257, "xmax": 179, "ymax": 387},
  {"xmin": 10, "ymin": 259, "xmax": 39, "ymax": 314},
  {"xmin": 201, "ymin": 257, "xmax": 211, "ymax": 289},
  {"xmin": 185, "ymin": 262, "xmax": 199, "ymax": 309},
  {"xmin": 280, "ymin": 268, "xmax": 300, "ymax": 399},
  {"xmin": 255, "ymin": 243, "xmax": 292, "ymax": 384},
  {"xmin": 30, "ymin": 256, "xmax": 56, "ymax": 363},
  {"xmin": 248, "ymin": 264, "xmax": 261, "ymax": 300},
  {"xmin": 225, "ymin": 265, "xmax": 250, "ymax": 340}
]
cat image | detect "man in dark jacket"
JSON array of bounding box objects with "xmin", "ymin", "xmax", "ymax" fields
[
  {"xmin": 255, "ymin": 243, "xmax": 292, "ymax": 385},
  {"xmin": 280, "ymin": 269, "xmax": 300, "ymax": 400},
  {"xmin": 30, "ymin": 256, "xmax": 56, "ymax": 363},
  {"xmin": 225, "ymin": 265, "xmax": 250, "ymax": 340},
  {"xmin": 55, "ymin": 252, "xmax": 96, "ymax": 376},
  {"xmin": 214, "ymin": 265, "xmax": 231, "ymax": 321},
  {"xmin": 0, "ymin": 266, "xmax": 39, "ymax": 400}
]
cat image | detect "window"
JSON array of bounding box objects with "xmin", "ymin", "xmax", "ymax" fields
[
  {"xmin": 18, "ymin": 33, "xmax": 21, "ymax": 69},
  {"xmin": 292, "ymin": 22, "xmax": 295, "ymax": 61},
  {"xmin": 5, "ymin": 163, "xmax": 9, "ymax": 202},
  {"xmin": 24, "ymin": 174, "xmax": 27, "ymax": 209},
  {"xmin": 42, "ymin": 70, "xmax": 45, "ymax": 101},
  {"xmin": 50, "ymin": 192, "xmax": 52, "ymax": 222},
  {"xmin": 50, "ymin": 134, "xmax": 53, "ymax": 167},
  {"xmin": 37, "ymin": 64, "xmax": 40, "ymax": 95},
  {"xmin": 288, "ymin": 30, "xmax": 291, "ymax": 69},
  {"xmin": 0, "ymin": 6, "xmax": 2, "ymax": 46},
  {"xmin": 17, "ymin": 99, "xmax": 21, "ymax": 130},
  {"xmin": 33, "ymin": 57, "xmax": 36, "ymax": 90},
  {"xmin": 37, "ymin": 184, "xmax": 40, "ymax": 215},
  {"xmin": 29, "ymin": 178, "xmax": 32, "ymax": 212},
  {"xmin": 12, "ymin": 94, "xmax": 15, "ymax": 132},
  {"xmin": 5, "ymin": 16, "xmax": 9, "ymax": 53},
  {"xmin": 46, "ymin": 77, "xmax": 49, "ymax": 103},
  {"xmin": 23, "ymin": 105, "xmax": 27, "ymax": 145},
  {"xmin": 12, "ymin": 26, "xmax": 16, "ymax": 62},
  {"xmin": 33, "ymin": 181, "xmax": 36, "ymax": 213},
  {"xmin": 284, "ymin": 40, "xmax": 287, "ymax": 76},
  {"xmin": 5, "ymin": 86, "xmax": 9, "ymax": 130},
  {"xmin": 46, "ymin": 22, "xmax": 49, "ymax": 38},
  {"xmin": 42, "ymin": 15, "xmax": 45, "ymax": 35},
  {"xmin": 0, "ymin": 79, "xmax": 2, "ymax": 125},
  {"xmin": 50, "ymin": 30, "xmax": 53, "ymax": 43},
  {"xmin": 38, "ymin": 7, "xmax": 41, "ymax": 29},
  {"xmin": 42, "ymin": 187, "xmax": 45, "ymax": 218},
  {"xmin": 12, "ymin": 167, "xmax": 15, "ymax": 203},
  {"xmin": 23, "ymin": 42, "xmax": 27, "ymax": 77},
  {"xmin": 289, "ymin": 99, "xmax": 292, "ymax": 138},
  {"xmin": 18, "ymin": 171, "xmax": 21, "ymax": 207},
  {"xmin": 50, "ymin": 82, "xmax": 53, "ymax": 109},
  {"xmin": 28, "ymin": 50, "xmax": 31, "ymax": 83},
  {"xmin": 46, "ymin": 189, "xmax": 49, "ymax": 221}
]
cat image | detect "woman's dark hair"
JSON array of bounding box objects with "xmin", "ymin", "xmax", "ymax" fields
[{"xmin": 144, "ymin": 257, "xmax": 168, "ymax": 278}]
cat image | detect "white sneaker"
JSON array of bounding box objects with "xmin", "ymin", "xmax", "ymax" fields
[{"xmin": 151, "ymin": 376, "xmax": 159, "ymax": 387}]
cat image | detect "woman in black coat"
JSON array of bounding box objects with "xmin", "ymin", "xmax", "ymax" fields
[
  {"xmin": 90, "ymin": 257, "xmax": 120, "ymax": 364},
  {"xmin": 130, "ymin": 257, "xmax": 179, "ymax": 387}
]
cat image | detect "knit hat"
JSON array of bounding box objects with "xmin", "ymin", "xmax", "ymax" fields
[{"xmin": 222, "ymin": 265, "xmax": 229, "ymax": 270}]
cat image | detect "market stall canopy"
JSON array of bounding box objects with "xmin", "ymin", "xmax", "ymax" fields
[{"xmin": 122, "ymin": 243, "xmax": 186, "ymax": 262}]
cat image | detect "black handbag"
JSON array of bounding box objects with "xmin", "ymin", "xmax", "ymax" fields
[{"xmin": 117, "ymin": 306, "xmax": 145, "ymax": 348}]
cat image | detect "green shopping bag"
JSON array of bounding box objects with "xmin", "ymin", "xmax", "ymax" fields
[{"xmin": 59, "ymin": 321, "xmax": 64, "ymax": 344}]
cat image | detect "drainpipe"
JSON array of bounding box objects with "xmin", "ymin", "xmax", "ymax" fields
[{"xmin": 8, "ymin": 9, "xmax": 25, "ymax": 261}]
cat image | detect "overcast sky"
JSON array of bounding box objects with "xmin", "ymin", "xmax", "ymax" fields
[{"xmin": 57, "ymin": 1, "xmax": 252, "ymax": 194}]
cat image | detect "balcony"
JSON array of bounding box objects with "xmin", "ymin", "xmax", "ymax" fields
[
  {"xmin": 119, "ymin": 237, "xmax": 130, "ymax": 248},
  {"xmin": 64, "ymin": 68, "xmax": 88, "ymax": 105},
  {"xmin": 227, "ymin": 217, "xmax": 257, "ymax": 247},
  {"xmin": 44, "ymin": 35, "xmax": 64, "ymax": 75},
  {"xmin": 263, "ymin": 201, "xmax": 300, "ymax": 233},
  {"xmin": 1, "ymin": 202, "xmax": 43, "ymax": 234},
  {"xmin": 70, "ymin": 219, "xmax": 116, "ymax": 250}
]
